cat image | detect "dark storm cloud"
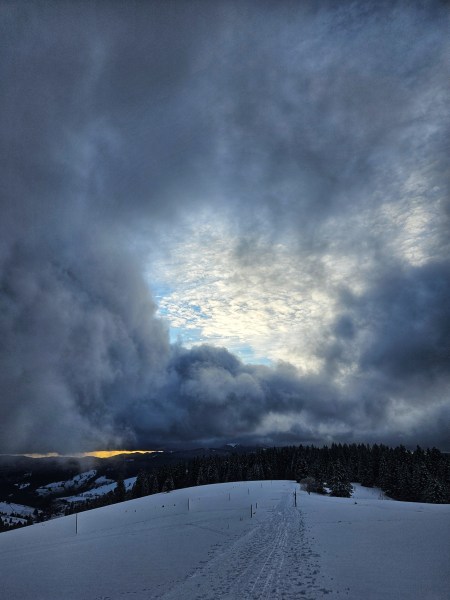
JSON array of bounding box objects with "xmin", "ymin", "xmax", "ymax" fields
[
  {"xmin": 0, "ymin": 1, "xmax": 202, "ymax": 452},
  {"xmin": 211, "ymin": 0, "xmax": 449, "ymax": 243},
  {"xmin": 357, "ymin": 262, "xmax": 450, "ymax": 382},
  {"xmin": 1, "ymin": 1, "xmax": 449, "ymax": 453},
  {"xmin": 322, "ymin": 261, "xmax": 450, "ymax": 386},
  {"xmin": 0, "ymin": 232, "xmax": 170, "ymax": 452},
  {"xmin": 125, "ymin": 345, "xmax": 354, "ymax": 449}
]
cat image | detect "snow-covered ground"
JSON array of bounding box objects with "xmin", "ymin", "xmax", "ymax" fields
[
  {"xmin": 0, "ymin": 480, "xmax": 448, "ymax": 600},
  {"xmin": 15, "ymin": 482, "xmax": 30, "ymax": 489},
  {"xmin": 36, "ymin": 470, "xmax": 98, "ymax": 495},
  {"xmin": 0, "ymin": 501, "xmax": 35, "ymax": 517},
  {"xmin": 61, "ymin": 476, "xmax": 136, "ymax": 503},
  {"xmin": 303, "ymin": 483, "xmax": 449, "ymax": 599},
  {"xmin": 0, "ymin": 501, "xmax": 35, "ymax": 527}
]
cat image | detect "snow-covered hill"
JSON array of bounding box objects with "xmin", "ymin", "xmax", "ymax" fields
[
  {"xmin": 0, "ymin": 481, "xmax": 448, "ymax": 600},
  {"xmin": 0, "ymin": 501, "xmax": 35, "ymax": 527},
  {"xmin": 61, "ymin": 476, "xmax": 136, "ymax": 503},
  {"xmin": 35, "ymin": 469, "xmax": 98, "ymax": 496}
]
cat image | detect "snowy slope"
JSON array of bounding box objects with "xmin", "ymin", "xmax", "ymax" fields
[
  {"xmin": 0, "ymin": 500, "xmax": 35, "ymax": 526},
  {"xmin": 302, "ymin": 483, "xmax": 450, "ymax": 600},
  {"xmin": 0, "ymin": 501, "xmax": 35, "ymax": 517},
  {"xmin": 36, "ymin": 470, "xmax": 98, "ymax": 495},
  {"xmin": 61, "ymin": 476, "xmax": 137, "ymax": 503},
  {"xmin": 0, "ymin": 481, "xmax": 448, "ymax": 600}
]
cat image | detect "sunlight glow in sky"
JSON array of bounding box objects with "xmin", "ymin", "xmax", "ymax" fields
[
  {"xmin": 148, "ymin": 193, "xmax": 442, "ymax": 374},
  {"xmin": 9, "ymin": 451, "xmax": 161, "ymax": 459},
  {"xmin": 149, "ymin": 217, "xmax": 333, "ymax": 372}
]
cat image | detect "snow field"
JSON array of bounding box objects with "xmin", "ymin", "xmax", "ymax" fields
[
  {"xmin": 0, "ymin": 480, "xmax": 448, "ymax": 600},
  {"xmin": 0, "ymin": 480, "xmax": 302, "ymax": 600},
  {"xmin": 62, "ymin": 476, "xmax": 136, "ymax": 503},
  {"xmin": 0, "ymin": 501, "xmax": 35, "ymax": 517},
  {"xmin": 0, "ymin": 501, "xmax": 36, "ymax": 528},
  {"xmin": 36, "ymin": 470, "xmax": 98, "ymax": 495},
  {"xmin": 301, "ymin": 483, "xmax": 450, "ymax": 599}
]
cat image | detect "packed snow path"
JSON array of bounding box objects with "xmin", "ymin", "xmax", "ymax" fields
[{"xmin": 158, "ymin": 487, "xmax": 329, "ymax": 600}]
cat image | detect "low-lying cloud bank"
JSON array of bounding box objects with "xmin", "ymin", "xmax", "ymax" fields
[{"xmin": 1, "ymin": 1, "xmax": 449, "ymax": 453}]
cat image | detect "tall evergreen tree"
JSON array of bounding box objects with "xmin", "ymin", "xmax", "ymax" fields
[
  {"xmin": 423, "ymin": 478, "xmax": 447, "ymax": 504},
  {"xmin": 114, "ymin": 478, "xmax": 126, "ymax": 503},
  {"xmin": 132, "ymin": 471, "xmax": 150, "ymax": 499},
  {"xmin": 328, "ymin": 459, "xmax": 353, "ymax": 497},
  {"xmin": 162, "ymin": 475, "xmax": 175, "ymax": 493}
]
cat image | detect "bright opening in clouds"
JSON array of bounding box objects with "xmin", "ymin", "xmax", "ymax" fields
[
  {"xmin": 1, "ymin": 1, "xmax": 449, "ymax": 454},
  {"xmin": 150, "ymin": 215, "xmax": 339, "ymax": 371}
]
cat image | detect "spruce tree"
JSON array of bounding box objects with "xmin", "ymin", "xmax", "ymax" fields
[
  {"xmin": 115, "ymin": 478, "xmax": 126, "ymax": 502},
  {"xmin": 329, "ymin": 459, "xmax": 353, "ymax": 497},
  {"xmin": 162, "ymin": 475, "xmax": 175, "ymax": 492},
  {"xmin": 423, "ymin": 478, "xmax": 447, "ymax": 503},
  {"xmin": 132, "ymin": 471, "xmax": 150, "ymax": 498},
  {"xmin": 149, "ymin": 474, "xmax": 160, "ymax": 494}
]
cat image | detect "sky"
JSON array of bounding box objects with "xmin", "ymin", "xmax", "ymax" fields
[{"xmin": 1, "ymin": 0, "xmax": 449, "ymax": 454}]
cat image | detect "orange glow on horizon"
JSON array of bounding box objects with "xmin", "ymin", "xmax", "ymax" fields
[
  {"xmin": 82, "ymin": 450, "xmax": 161, "ymax": 459},
  {"xmin": 9, "ymin": 450, "xmax": 162, "ymax": 459}
]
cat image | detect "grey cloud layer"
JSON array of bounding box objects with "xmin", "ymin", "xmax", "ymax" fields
[{"xmin": 1, "ymin": 1, "xmax": 449, "ymax": 452}]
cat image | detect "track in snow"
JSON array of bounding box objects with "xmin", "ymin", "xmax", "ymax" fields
[{"xmin": 157, "ymin": 491, "xmax": 332, "ymax": 600}]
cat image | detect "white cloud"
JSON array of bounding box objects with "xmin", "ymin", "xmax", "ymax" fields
[
  {"xmin": 148, "ymin": 189, "xmax": 444, "ymax": 375},
  {"xmin": 148, "ymin": 214, "xmax": 348, "ymax": 371}
]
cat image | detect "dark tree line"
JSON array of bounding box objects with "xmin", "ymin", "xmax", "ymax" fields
[
  {"xmin": 0, "ymin": 513, "xmax": 33, "ymax": 532},
  {"xmin": 60, "ymin": 443, "xmax": 449, "ymax": 519},
  {"xmin": 128, "ymin": 443, "xmax": 449, "ymax": 503}
]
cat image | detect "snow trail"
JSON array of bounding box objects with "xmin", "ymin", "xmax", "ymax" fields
[{"xmin": 158, "ymin": 489, "xmax": 331, "ymax": 600}]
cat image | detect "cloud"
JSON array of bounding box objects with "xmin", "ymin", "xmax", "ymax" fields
[
  {"xmin": 356, "ymin": 261, "xmax": 450, "ymax": 382},
  {"xmin": 150, "ymin": 218, "xmax": 338, "ymax": 370},
  {"xmin": 0, "ymin": 1, "xmax": 449, "ymax": 453}
]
